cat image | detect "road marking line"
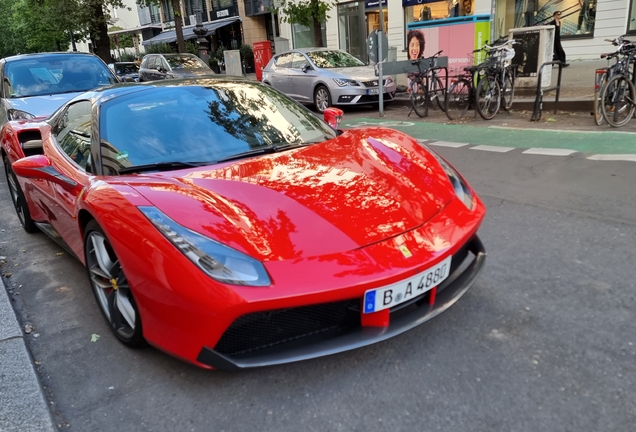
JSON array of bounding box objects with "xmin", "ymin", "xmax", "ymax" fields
[
  {"xmin": 470, "ymin": 145, "xmax": 515, "ymax": 153},
  {"xmin": 427, "ymin": 141, "xmax": 469, "ymax": 148},
  {"xmin": 522, "ymin": 148, "xmax": 578, "ymax": 156},
  {"xmin": 587, "ymin": 154, "xmax": 636, "ymax": 162},
  {"xmin": 488, "ymin": 126, "xmax": 636, "ymax": 135}
]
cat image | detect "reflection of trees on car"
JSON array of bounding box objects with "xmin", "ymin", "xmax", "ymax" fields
[{"xmin": 306, "ymin": 51, "xmax": 366, "ymax": 68}]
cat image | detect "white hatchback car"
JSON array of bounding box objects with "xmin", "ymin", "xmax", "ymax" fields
[{"xmin": 262, "ymin": 48, "xmax": 396, "ymax": 113}]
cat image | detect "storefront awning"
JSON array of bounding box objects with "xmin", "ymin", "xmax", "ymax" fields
[{"xmin": 142, "ymin": 16, "xmax": 241, "ymax": 46}]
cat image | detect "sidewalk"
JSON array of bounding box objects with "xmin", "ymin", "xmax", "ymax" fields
[{"xmin": 0, "ymin": 274, "xmax": 56, "ymax": 431}]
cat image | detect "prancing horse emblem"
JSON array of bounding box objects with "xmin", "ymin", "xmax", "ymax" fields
[{"xmin": 398, "ymin": 244, "xmax": 412, "ymax": 258}]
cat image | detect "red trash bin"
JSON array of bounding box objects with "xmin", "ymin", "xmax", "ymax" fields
[{"xmin": 253, "ymin": 41, "xmax": 273, "ymax": 81}]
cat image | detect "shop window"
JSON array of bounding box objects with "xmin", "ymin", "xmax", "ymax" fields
[
  {"xmin": 292, "ymin": 22, "xmax": 327, "ymax": 48},
  {"xmin": 497, "ymin": 0, "xmax": 596, "ymax": 38},
  {"xmin": 404, "ymin": 0, "xmax": 474, "ymax": 25},
  {"xmin": 628, "ymin": 0, "xmax": 636, "ymax": 33}
]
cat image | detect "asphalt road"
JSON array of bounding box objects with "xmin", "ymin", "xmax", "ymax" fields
[{"xmin": 1, "ymin": 106, "xmax": 635, "ymax": 432}]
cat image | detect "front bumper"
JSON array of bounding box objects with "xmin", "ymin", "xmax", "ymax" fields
[
  {"xmin": 331, "ymin": 82, "xmax": 397, "ymax": 106},
  {"xmin": 196, "ymin": 235, "xmax": 486, "ymax": 370}
]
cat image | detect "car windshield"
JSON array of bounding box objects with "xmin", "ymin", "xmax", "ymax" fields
[
  {"xmin": 307, "ymin": 50, "xmax": 366, "ymax": 68},
  {"xmin": 115, "ymin": 63, "xmax": 139, "ymax": 74},
  {"xmin": 5, "ymin": 54, "xmax": 118, "ymax": 98},
  {"xmin": 165, "ymin": 55, "xmax": 209, "ymax": 69},
  {"xmin": 99, "ymin": 81, "xmax": 337, "ymax": 174}
]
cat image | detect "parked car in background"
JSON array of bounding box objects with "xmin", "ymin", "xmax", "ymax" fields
[
  {"xmin": 108, "ymin": 62, "xmax": 140, "ymax": 82},
  {"xmin": 262, "ymin": 48, "xmax": 397, "ymax": 113},
  {"xmin": 0, "ymin": 52, "xmax": 119, "ymax": 127},
  {"xmin": 138, "ymin": 53, "xmax": 214, "ymax": 81},
  {"xmin": 1, "ymin": 76, "xmax": 485, "ymax": 369}
]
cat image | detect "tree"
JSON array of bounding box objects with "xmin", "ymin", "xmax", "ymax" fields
[
  {"xmin": 138, "ymin": 0, "xmax": 186, "ymax": 53},
  {"xmin": 273, "ymin": 0, "xmax": 335, "ymax": 48}
]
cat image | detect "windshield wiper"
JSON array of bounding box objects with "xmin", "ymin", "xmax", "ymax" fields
[
  {"xmin": 215, "ymin": 143, "xmax": 305, "ymax": 163},
  {"xmin": 118, "ymin": 161, "xmax": 209, "ymax": 175}
]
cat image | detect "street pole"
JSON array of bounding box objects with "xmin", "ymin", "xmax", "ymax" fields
[
  {"xmin": 193, "ymin": 0, "xmax": 209, "ymax": 65},
  {"xmin": 378, "ymin": 1, "xmax": 385, "ymax": 118}
]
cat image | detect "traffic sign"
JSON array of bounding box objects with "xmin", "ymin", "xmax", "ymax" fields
[{"xmin": 367, "ymin": 30, "xmax": 388, "ymax": 63}]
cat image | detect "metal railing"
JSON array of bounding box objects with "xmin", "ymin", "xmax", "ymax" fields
[{"xmin": 530, "ymin": 61, "xmax": 564, "ymax": 122}]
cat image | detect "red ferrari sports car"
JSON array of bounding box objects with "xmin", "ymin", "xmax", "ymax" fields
[{"xmin": 1, "ymin": 77, "xmax": 486, "ymax": 369}]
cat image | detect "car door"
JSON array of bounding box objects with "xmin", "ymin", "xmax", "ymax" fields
[
  {"xmin": 41, "ymin": 100, "xmax": 94, "ymax": 256},
  {"xmin": 288, "ymin": 53, "xmax": 316, "ymax": 103},
  {"xmin": 269, "ymin": 53, "xmax": 294, "ymax": 96}
]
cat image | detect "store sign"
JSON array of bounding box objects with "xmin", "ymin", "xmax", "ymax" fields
[
  {"xmin": 402, "ymin": 0, "xmax": 436, "ymax": 6},
  {"xmin": 366, "ymin": 0, "xmax": 387, "ymax": 8},
  {"xmin": 217, "ymin": 9, "xmax": 230, "ymax": 18}
]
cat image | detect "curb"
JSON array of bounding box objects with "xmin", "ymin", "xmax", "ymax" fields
[{"xmin": 0, "ymin": 274, "xmax": 57, "ymax": 431}]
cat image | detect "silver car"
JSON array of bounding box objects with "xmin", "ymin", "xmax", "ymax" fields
[{"xmin": 262, "ymin": 48, "xmax": 396, "ymax": 113}]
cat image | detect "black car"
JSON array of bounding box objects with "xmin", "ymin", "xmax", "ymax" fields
[
  {"xmin": 138, "ymin": 53, "xmax": 214, "ymax": 81},
  {"xmin": 108, "ymin": 62, "xmax": 140, "ymax": 82}
]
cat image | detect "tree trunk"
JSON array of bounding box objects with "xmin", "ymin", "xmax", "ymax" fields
[
  {"xmin": 312, "ymin": 16, "xmax": 323, "ymax": 47},
  {"xmin": 172, "ymin": 0, "xmax": 185, "ymax": 53},
  {"xmin": 89, "ymin": 2, "xmax": 113, "ymax": 63}
]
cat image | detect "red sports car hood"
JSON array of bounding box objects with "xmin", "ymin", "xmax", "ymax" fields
[{"xmin": 127, "ymin": 128, "xmax": 456, "ymax": 261}]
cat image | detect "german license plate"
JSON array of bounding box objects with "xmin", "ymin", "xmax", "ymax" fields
[
  {"xmin": 367, "ymin": 88, "xmax": 379, "ymax": 95},
  {"xmin": 363, "ymin": 256, "xmax": 452, "ymax": 314}
]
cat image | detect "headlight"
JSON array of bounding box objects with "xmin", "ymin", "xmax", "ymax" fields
[
  {"xmin": 333, "ymin": 78, "xmax": 359, "ymax": 87},
  {"xmin": 431, "ymin": 154, "xmax": 474, "ymax": 210},
  {"xmin": 7, "ymin": 109, "xmax": 35, "ymax": 121},
  {"xmin": 139, "ymin": 207, "xmax": 271, "ymax": 286}
]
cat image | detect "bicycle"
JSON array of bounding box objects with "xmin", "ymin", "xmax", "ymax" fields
[
  {"xmin": 445, "ymin": 65, "xmax": 478, "ymax": 120},
  {"xmin": 409, "ymin": 50, "xmax": 447, "ymax": 118},
  {"xmin": 475, "ymin": 39, "xmax": 519, "ymax": 119},
  {"xmin": 598, "ymin": 37, "xmax": 636, "ymax": 127},
  {"xmin": 595, "ymin": 36, "xmax": 636, "ymax": 126}
]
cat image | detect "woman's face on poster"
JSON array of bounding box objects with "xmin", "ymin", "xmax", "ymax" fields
[{"xmin": 409, "ymin": 37, "xmax": 421, "ymax": 59}]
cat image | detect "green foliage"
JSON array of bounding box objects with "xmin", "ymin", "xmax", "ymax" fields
[
  {"xmin": 109, "ymin": 26, "xmax": 134, "ymax": 49},
  {"xmin": 239, "ymin": 44, "xmax": 254, "ymax": 67},
  {"xmin": 273, "ymin": 0, "xmax": 336, "ymax": 28},
  {"xmin": 145, "ymin": 43, "xmax": 176, "ymax": 54},
  {"xmin": 185, "ymin": 40, "xmax": 199, "ymax": 56},
  {"xmin": 118, "ymin": 51, "xmax": 137, "ymax": 62},
  {"xmin": 215, "ymin": 46, "xmax": 226, "ymax": 62}
]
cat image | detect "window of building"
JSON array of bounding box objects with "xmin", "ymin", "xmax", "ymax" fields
[
  {"xmin": 628, "ymin": 0, "xmax": 636, "ymax": 33},
  {"xmin": 404, "ymin": 0, "xmax": 473, "ymax": 25},
  {"xmin": 292, "ymin": 22, "xmax": 327, "ymax": 48},
  {"xmin": 494, "ymin": 0, "xmax": 596, "ymax": 39}
]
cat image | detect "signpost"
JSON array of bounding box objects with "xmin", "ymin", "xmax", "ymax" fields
[{"xmin": 367, "ymin": 8, "xmax": 388, "ymax": 117}]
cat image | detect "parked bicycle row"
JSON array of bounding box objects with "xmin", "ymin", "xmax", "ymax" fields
[
  {"xmin": 594, "ymin": 36, "xmax": 636, "ymax": 128},
  {"xmin": 408, "ymin": 38, "xmax": 520, "ymax": 122}
]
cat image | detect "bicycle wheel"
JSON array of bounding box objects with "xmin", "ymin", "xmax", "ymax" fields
[
  {"xmin": 445, "ymin": 79, "xmax": 471, "ymax": 120},
  {"xmin": 410, "ymin": 79, "xmax": 428, "ymax": 118},
  {"xmin": 430, "ymin": 75, "xmax": 446, "ymax": 112},
  {"xmin": 593, "ymin": 70, "xmax": 608, "ymax": 126},
  {"xmin": 475, "ymin": 75, "xmax": 501, "ymax": 120},
  {"xmin": 501, "ymin": 72, "xmax": 515, "ymax": 111},
  {"xmin": 600, "ymin": 74, "xmax": 636, "ymax": 128}
]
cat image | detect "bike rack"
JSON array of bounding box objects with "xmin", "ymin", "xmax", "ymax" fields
[
  {"xmin": 530, "ymin": 61, "xmax": 564, "ymax": 122},
  {"xmin": 407, "ymin": 66, "xmax": 449, "ymax": 118}
]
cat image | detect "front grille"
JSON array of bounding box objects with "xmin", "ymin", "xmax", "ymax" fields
[
  {"xmin": 362, "ymin": 79, "xmax": 391, "ymax": 87},
  {"xmin": 215, "ymin": 299, "xmax": 360, "ymax": 357}
]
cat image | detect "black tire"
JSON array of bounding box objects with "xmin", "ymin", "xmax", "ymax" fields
[
  {"xmin": 410, "ymin": 78, "xmax": 428, "ymax": 118},
  {"xmin": 313, "ymin": 85, "xmax": 332, "ymax": 114},
  {"xmin": 430, "ymin": 75, "xmax": 446, "ymax": 112},
  {"xmin": 445, "ymin": 79, "xmax": 471, "ymax": 120},
  {"xmin": 84, "ymin": 220, "xmax": 145, "ymax": 347},
  {"xmin": 600, "ymin": 74, "xmax": 636, "ymax": 128},
  {"xmin": 475, "ymin": 75, "xmax": 501, "ymax": 120},
  {"xmin": 4, "ymin": 155, "xmax": 37, "ymax": 233},
  {"xmin": 501, "ymin": 71, "xmax": 515, "ymax": 111},
  {"xmin": 594, "ymin": 71, "xmax": 608, "ymax": 126}
]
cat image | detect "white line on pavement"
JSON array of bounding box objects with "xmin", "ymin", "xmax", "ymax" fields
[
  {"xmin": 427, "ymin": 141, "xmax": 469, "ymax": 148},
  {"xmin": 470, "ymin": 145, "xmax": 515, "ymax": 152},
  {"xmin": 488, "ymin": 126, "xmax": 636, "ymax": 135},
  {"xmin": 587, "ymin": 154, "xmax": 636, "ymax": 162},
  {"xmin": 522, "ymin": 148, "xmax": 579, "ymax": 156}
]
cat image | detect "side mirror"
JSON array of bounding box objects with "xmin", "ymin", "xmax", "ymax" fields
[
  {"xmin": 301, "ymin": 64, "xmax": 311, "ymax": 73},
  {"xmin": 323, "ymin": 107, "xmax": 344, "ymax": 130},
  {"xmin": 13, "ymin": 155, "xmax": 78, "ymax": 190}
]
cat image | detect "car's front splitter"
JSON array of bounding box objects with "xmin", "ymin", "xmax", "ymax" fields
[{"xmin": 196, "ymin": 235, "xmax": 486, "ymax": 370}]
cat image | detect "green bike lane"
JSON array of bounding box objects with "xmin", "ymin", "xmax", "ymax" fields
[{"xmin": 341, "ymin": 118, "xmax": 636, "ymax": 155}]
